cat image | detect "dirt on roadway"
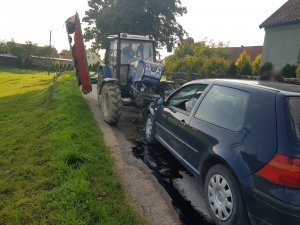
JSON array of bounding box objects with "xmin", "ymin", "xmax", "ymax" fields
[{"xmin": 83, "ymin": 85, "xmax": 181, "ymax": 225}]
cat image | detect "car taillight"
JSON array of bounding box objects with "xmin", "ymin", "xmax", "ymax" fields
[{"xmin": 257, "ymin": 153, "xmax": 300, "ymax": 188}]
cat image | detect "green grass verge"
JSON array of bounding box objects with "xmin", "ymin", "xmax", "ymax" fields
[{"xmin": 0, "ymin": 68, "xmax": 145, "ymax": 225}]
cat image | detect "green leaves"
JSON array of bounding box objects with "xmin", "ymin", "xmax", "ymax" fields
[
  {"xmin": 164, "ymin": 39, "xmax": 231, "ymax": 75},
  {"xmin": 281, "ymin": 64, "xmax": 297, "ymax": 78},
  {"xmin": 83, "ymin": 0, "xmax": 187, "ymax": 50},
  {"xmin": 297, "ymin": 65, "xmax": 300, "ymax": 79},
  {"xmin": 0, "ymin": 40, "xmax": 59, "ymax": 68}
]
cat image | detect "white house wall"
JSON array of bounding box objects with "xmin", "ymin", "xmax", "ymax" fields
[{"xmin": 261, "ymin": 23, "xmax": 300, "ymax": 69}]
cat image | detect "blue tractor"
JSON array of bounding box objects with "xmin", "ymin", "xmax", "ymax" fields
[{"xmin": 97, "ymin": 33, "xmax": 167, "ymax": 125}]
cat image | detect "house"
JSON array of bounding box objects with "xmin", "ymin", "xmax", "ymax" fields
[
  {"xmin": 86, "ymin": 50, "xmax": 101, "ymax": 66},
  {"xmin": 260, "ymin": 0, "xmax": 300, "ymax": 69},
  {"xmin": 0, "ymin": 53, "xmax": 18, "ymax": 67},
  {"xmin": 227, "ymin": 46, "xmax": 263, "ymax": 62}
]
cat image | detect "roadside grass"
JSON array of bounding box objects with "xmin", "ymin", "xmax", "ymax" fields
[{"xmin": 0, "ymin": 68, "xmax": 145, "ymax": 225}]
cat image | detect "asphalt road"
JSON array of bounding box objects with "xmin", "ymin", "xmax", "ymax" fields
[{"xmin": 83, "ymin": 84, "xmax": 213, "ymax": 225}]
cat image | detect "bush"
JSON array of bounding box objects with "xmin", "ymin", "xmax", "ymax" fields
[
  {"xmin": 281, "ymin": 64, "xmax": 297, "ymax": 78},
  {"xmin": 227, "ymin": 63, "xmax": 237, "ymax": 75},
  {"xmin": 297, "ymin": 65, "xmax": 300, "ymax": 79},
  {"xmin": 235, "ymin": 50, "xmax": 251, "ymax": 74},
  {"xmin": 259, "ymin": 62, "xmax": 273, "ymax": 78},
  {"xmin": 202, "ymin": 56, "xmax": 230, "ymax": 75},
  {"xmin": 240, "ymin": 63, "xmax": 252, "ymax": 75},
  {"xmin": 252, "ymin": 54, "xmax": 262, "ymax": 75},
  {"xmin": 164, "ymin": 39, "xmax": 231, "ymax": 75}
]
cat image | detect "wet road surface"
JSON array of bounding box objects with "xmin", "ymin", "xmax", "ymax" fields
[
  {"xmin": 133, "ymin": 142, "xmax": 214, "ymax": 225},
  {"xmin": 110, "ymin": 106, "xmax": 214, "ymax": 225},
  {"xmin": 114, "ymin": 106, "xmax": 214, "ymax": 225}
]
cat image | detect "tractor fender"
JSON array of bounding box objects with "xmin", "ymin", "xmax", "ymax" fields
[
  {"xmin": 98, "ymin": 78, "xmax": 119, "ymax": 95},
  {"xmin": 99, "ymin": 64, "xmax": 112, "ymax": 79}
]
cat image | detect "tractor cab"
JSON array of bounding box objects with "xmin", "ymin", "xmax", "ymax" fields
[
  {"xmin": 105, "ymin": 34, "xmax": 162, "ymax": 89},
  {"xmin": 97, "ymin": 33, "xmax": 165, "ymax": 124}
]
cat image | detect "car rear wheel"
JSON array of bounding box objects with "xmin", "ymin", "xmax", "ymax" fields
[
  {"xmin": 204, "ymin": 164, "xmax": 250, "ymax": 225},
  {"xmin": 145, "ymin": 113, "xmax": 157, "ymax": 144}
]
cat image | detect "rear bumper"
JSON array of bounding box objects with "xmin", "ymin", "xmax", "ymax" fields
[
  {"xmin": 248, "ymin": 189, "xmax": 300, "ymax": 225},
  {"xmin": 240, "ymin": 176, "xmax": 300, "ymax": 225}
]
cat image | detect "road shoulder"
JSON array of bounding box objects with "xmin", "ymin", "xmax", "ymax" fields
[{"xmin": 83, "ymin": 92, "xmax": 181, "ymax": 225}]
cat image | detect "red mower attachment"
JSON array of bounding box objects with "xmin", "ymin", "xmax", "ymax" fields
[{"xmin": 65, "ymin": 13, "xmax": 92, "ymax": 94}]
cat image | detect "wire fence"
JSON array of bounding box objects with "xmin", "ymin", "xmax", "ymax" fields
[{"xmin": 48, "ymin": 72, "xmax": 62, "ymax": 100}]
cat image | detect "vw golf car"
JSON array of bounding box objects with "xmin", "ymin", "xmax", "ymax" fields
[{"xmin": 145, "ymin": 79, "xmax": 300, "ymax": 225}]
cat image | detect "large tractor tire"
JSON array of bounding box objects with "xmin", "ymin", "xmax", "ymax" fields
[{"xmin": 100, "ymin": 83, "xmax": 122, "ymax": 125}]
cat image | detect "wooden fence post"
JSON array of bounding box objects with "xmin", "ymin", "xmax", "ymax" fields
[{"xmin": 49, "ymin": 85, "xmax": 54, "ymax": 100}]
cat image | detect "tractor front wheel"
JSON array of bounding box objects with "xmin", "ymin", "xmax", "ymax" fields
[{"xmin": 100, "ymin": 83, "xmax": 122, "ymax": 125}]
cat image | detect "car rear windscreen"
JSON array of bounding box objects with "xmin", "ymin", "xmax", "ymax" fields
[{"xmin": 286, "ymin": 97, "xmax": 300, "ymax": 146}]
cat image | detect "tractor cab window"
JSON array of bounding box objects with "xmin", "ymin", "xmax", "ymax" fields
[
  {"xmin": 109, "ymin": 40, "xmax": 118, "ymax": 66},
  {"xmin": 121, "ymin": 40, "xmax": 154, "ymax": 64}
]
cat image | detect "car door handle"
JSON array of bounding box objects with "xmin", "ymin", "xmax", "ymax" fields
[{"xmin": 180, "ymin": 120, "xmax": 187, "ymax": 126}]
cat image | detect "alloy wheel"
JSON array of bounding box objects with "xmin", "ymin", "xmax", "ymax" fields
[{"xmin": 208, "ymin": 174, "xmax": 233, "ymax": 221}]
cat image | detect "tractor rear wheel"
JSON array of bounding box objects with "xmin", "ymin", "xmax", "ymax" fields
[{"xmin": 100, "ymin": 83, "xmax": 122, "ymax": 125}]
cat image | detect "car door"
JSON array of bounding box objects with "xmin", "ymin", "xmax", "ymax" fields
[
  {"xmin": 184, "ymin": 85, "xmax": 250, "ymax": 171},
  {"xmin": 156, "ymin": 84, "xmax": 208, "ymax": 159}
]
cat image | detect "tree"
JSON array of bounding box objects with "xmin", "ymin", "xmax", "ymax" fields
[
  {"xmin": 59, "ymin": 49, "xmax": 72, "ymax": 59},
  {"xmin": 259, "ymin": 62, "xmax": 273, "ymax": 78},
  {"xmin": 252, "ymin": 54, "xmax": 262, "ymax": 75},
  {"xmin": 88, "ymin": 64, "xmax": 92, "ymax": 71},
  {"xmin": 202, "ymin": 56, "xmax": 230, "ymax": 75},
  {"xmin": 0, "ymin": 40, "xmax": 7, "ymax": 53},
  {"xmin": 227, "ymin": 63, "xmax": 237, "ymax": 75},
  {"xmin": 240, "ymin": 63, "xmax": 252, "ymax": 75},
  {"xmin": 83, "ymin": 0, "xmax": 187, "ymax": 50},
  {"xmin": 164, "ymin": 40, "xmax": 231, "ymax": 75},
  {"xmin": 235, "ymin": 50, "xmax": 251, "ymax": 74},
  {"xmin": 297, "ymin": 65, "xmax": 300, "ymax": 79},
  {"xmin": 93, "ymin": 62, "xmax": 100, "ymax": 71},
  {"xmin": 0, "ymin": 40, "xmax": 59, "ymax": 68},
  {"xmin": 281, "ymin": 64, "xmax": 297, "ymax": 78}
]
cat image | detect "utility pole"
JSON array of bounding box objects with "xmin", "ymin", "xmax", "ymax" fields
[{"xmin": 48, "ymin": 30, "xmax": 52, "ymax": 75}]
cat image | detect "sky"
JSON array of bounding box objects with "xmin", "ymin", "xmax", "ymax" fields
[{"xmin": 0, "ymin": 0, "xmax": 288, "ymax": 58}]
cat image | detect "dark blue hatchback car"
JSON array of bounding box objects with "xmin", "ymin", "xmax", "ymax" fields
[{"xmin": 145, "ymin": 79, "xmax": 300, "ymax": 225}]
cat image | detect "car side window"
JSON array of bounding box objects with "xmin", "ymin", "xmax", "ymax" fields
[
  {"xmin": 195, "ymin": 85, "xmax": 249, "ymax": 131},
  {"xmin": 168, "ymin": 84, "xmax": 208, "ymax": 113}
]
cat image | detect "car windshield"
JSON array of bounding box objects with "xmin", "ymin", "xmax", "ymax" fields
[
  {"xmin": 286, "ymin": 97, "xmax": 300, "ymax": 147},
  {"xmin": 121, "ymin": 40, "xmax": 154, "ymax": 64}
]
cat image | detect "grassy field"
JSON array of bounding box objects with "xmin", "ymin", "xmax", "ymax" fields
[{"xmin": 0, "ymin": 67, "xmax": 145, "ymax": 225}]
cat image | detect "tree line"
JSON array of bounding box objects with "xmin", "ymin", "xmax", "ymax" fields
[
  {"xmin": 164, "ymin": 38, "xmax": 300, "ymax": 79},
  {"xmin": 0, "ymin": 40, "xmax": 72, "ymax": 70}
]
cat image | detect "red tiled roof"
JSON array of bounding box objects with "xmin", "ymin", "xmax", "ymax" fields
[
  {"xmin": 227, "ymin": 46, "xmax": 263, "ymax": 62},
  {"xmin": 260, "ymin": 0, "xmax": 300, "ymax": 28}
]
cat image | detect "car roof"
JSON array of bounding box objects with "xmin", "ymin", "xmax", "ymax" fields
[{"xmin": 187, "ymin": 79, "xmax": 300, "ymax": 94}]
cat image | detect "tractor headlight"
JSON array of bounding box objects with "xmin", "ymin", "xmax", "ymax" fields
[
  {"xmin": 144, "ymin": 63, "xmax": 163, "ymax": 80},
  {"xmin": 155, "ymin": 67, "xmax": 162, "ymax": 79},
  {"xmin": 145, "ymin": 64, "xmax": 152, "ymax": 76},
  {"xmin": 133, "ymin": 60, "xmax": 164, "ymax": 82}
]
